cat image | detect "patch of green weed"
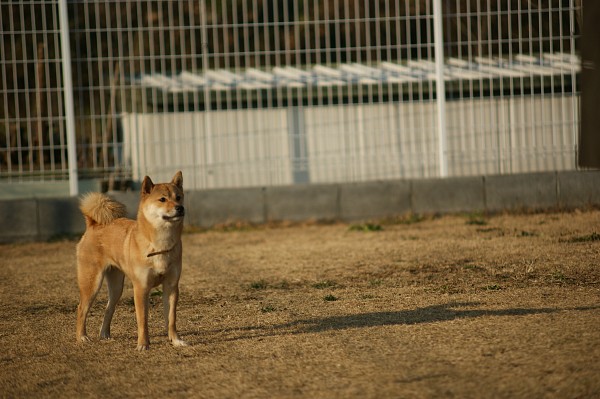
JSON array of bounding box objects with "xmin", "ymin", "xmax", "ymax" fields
[
  {"xmin": 260, "ymin": 305, "xmax": 276, "ymax": 313},
  {"xmin": 436, "ymin": 284, "xmax": 459, "ymax": 294},
  {"xmin": 249, "ymin": 280, "xmax": 268, "ymax": 290},
  {"xmin": 313, "ymin": 280, "xmax": 337, "ymax": 289},
  {"xmin": 463, "ymin": 264, "xmax": 484, "ymax": 271},
  {"xmin": 517, "ymin": 230, "xmax": 538, "ymax": 237},
  {"xmin": 275, "ymin": 280, "xmax": 290, "ymax": 289},
  {"xmin": 483, "ymin": 284, "xmax": 502, "ymax": 291},
  {"xmin": 395, "ymin": 213, "xmax": 426, "ymax": 225},
  {"xmin": 466, "ymin": 213, "xmax": 488, "ymax": 226},
  {"xmin": 548, "ymin": 270, "xmax": 575, "ymax": 284},
  {"xmin": 323, "ymin": 294, "xmax": 338, "ymax": 302},
  {"xmin": 476, "ymin": 227, "xmax": 503, "ymax": 234},
  {"xmin": 349, "ymin": 223, "xmax": 383, "ymax": 232},
  {"xmin": 369, "ymin": 279, "xmax": 383, "ymax": 287},
  {"xmin": 567, "ymin": 232, "xmax": 600, "ymax": 243}
]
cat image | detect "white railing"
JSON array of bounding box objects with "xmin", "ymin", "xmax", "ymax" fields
[{"xmin": 0, "ymin": 1, "xmax": 582, "ymax": 193}]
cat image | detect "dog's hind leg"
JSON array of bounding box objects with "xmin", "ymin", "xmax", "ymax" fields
[
  {"xmin": 100, "ymin": 266, "xmax": 125, "ymax": 339},
  {"xmin": 76, "ymin": 263, "xmax": 105, "ymax": 343}
]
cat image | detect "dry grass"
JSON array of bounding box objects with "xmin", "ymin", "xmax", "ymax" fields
[{"xmin": 1, "ymin": 210, "xmax": 600, "ymax": 398}]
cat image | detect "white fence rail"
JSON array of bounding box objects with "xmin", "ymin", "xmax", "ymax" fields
[{"xmin": 1, "ymin": 1, "xmax": 582, "ymax": 193}]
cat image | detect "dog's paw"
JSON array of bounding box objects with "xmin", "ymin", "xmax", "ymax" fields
[
  {"xmin": 78, "ymin": 335, "xmax": 91, "ymax": 343},
  {"xmin": 136, "ymin": 344, "xmax": 150, "ymax": 351},
  {"xmin": 100, "ymin": 331, "xmax": 111, "ymax": 340},
  {"xmin": 171, "ymin": 338, "xmax": 188, "ymax": 347}
]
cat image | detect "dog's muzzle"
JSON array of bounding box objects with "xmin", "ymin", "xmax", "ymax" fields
[{"xmin": 163, "ymin": 206, "xmax": 185, "ymax": 221}]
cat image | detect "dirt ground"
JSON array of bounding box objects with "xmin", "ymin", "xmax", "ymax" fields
[{"xmin": 1, "ymin": 209, "xmax": 599, "ymax": 398}]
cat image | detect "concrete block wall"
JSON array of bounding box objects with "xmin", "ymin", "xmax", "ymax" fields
[
  {"xmin": 485, "ymin": 173, "xmax": 558, "ymax": 211},
  {"xmin": 1, "ymin": 170, "xmax": 599, "ymax": 243}
]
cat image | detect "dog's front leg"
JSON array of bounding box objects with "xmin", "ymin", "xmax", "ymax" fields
[
  {"xmin": 163, "ymin": 281, "xmax": 187, "ymax": 347},
  {"xmin": 133, "ymin": 282, "xmax": 150, "ymax": 350}
]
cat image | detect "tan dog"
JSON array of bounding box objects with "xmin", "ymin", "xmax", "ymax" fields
[{"xmin": 76, "ymin": 171, "xmax": 187, "ymax": 350}]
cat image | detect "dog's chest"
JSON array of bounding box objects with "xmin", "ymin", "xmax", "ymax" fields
[
  {"xmin": 148, "ymin": 255, "xmax": 171, "ymax": 276},
  {"xmin": 133, "ymin": 255, "xmax": 173, "ymax": 287}
]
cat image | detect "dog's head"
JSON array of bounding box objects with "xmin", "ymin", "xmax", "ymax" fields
[{"xmin": 139, "ymin": 171, "xmax": 185, "ymax": 227}]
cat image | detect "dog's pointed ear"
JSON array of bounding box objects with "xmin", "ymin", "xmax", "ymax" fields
[
  {"xmin": 141, "ymin": 176, "xmax": 154, "ymax": 195},
  {"xmin": 171, "ymin": 171, "xmax": 183, "ymax": 188}
]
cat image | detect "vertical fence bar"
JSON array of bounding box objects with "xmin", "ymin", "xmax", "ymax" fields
[
  {"xmin": 433, "ymin": 0, "xmax": 447, "ymax": 177},
  {"xmin": 570, "ymin": 0, "xmax": 578, "ymax": 164},
  {"xmin": 58, "ymin": 0, "xmax": 78, "ymax": 195},
  {"xmin": 200, "ymin": 0, "xmax": 212, "ymax": 188}
]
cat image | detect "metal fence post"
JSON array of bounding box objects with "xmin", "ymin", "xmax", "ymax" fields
[
  {"xmin": 433, "ymin": 0, "xmax": 448, "ymax": 177},
  {"xmin": 200, "ymin": 0, "xmax": 213, "ymax": 189},
  {"xmin": 58, "ymin": 0, "xmax": 78, "ymax": 196}
]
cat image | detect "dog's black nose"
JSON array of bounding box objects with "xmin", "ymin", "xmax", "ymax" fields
[{"xmin": 175, "ymin": 205, "xmax": 185, "ymax": 214}]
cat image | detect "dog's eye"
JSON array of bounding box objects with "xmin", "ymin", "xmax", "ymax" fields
[
  {"xmin": 159, "ymin": 197, "xmax": 166, "ymax": 202},
  {"xmin": 175, "ymin": 195, "xmax": 181, "ymax": 201}
]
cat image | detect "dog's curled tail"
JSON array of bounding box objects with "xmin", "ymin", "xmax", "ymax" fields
[{"xmin": 80, "ymin": 193, "xmax": 127, "ymax": 227}]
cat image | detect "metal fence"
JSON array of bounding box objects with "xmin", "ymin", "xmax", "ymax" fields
[{"xmin": 0, "ymin": 1, "xmax": 582, "ymax": 194}]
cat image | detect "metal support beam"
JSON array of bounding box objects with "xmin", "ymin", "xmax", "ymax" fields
[
  {"xmin": 433, "ymin": 0, "xmax": 448, "ymax": 177},
  {"xmin": 58, "ymin": 0, "xmax": 78, "ymax": 196}
]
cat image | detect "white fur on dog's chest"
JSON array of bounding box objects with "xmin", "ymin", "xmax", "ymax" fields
[
  {"xmin": 149, "ymin": 255, "xmax": 171, "ymax": 275},
  {"xmin": 134, "ymin": 256, "xmax": 172, "ymax": 287}
]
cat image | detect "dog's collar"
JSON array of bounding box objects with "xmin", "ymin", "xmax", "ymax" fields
[{"xmin": 147, "ymin": 244, "xmax": 177, "ymax": 258}]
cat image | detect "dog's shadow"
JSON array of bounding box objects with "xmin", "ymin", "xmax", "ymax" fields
[{"xmin": 185, "ymin": 302, "xmax": 599, "ymax": 344}]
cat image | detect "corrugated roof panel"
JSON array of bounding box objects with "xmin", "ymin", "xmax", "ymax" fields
[
  {"xmin": 245, "ymin": 68, "xmax": 274, "ymax": 83},
  {"xmin": 316, "ymin": 80, "xmax": 346, "ymax": 87},
  {"xmin": 510, "ymin": 63, "xmax": 563, "ymax": 76},
  {"xmin": 448, "ymin": 68, "xmax": 492, "ymax": 80},
  {"xmin": 179, "ymin": 71, "xmax": 207, "ymax": 87},
  {"xmin": 134, "ymin": 53, "xmax": 580, "ymax": 93},
  {"xmin": 313, "ymin": 65, "xmax": 342, "ymax": 78}
]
